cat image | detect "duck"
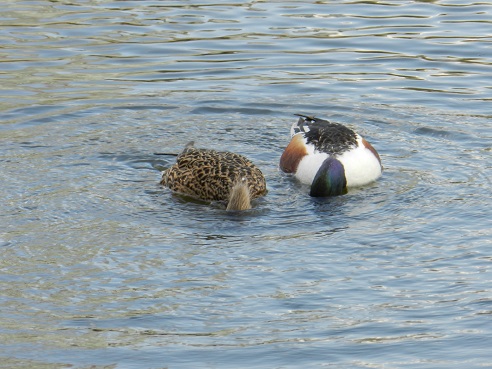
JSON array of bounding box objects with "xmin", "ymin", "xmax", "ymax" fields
[
  {"xmin": 279, "ymin": 114, "xmax": 382, "ymax": 197},
  {"xmin": 161, "ymin": 142, "xmax": 267, "ymax": 211}
]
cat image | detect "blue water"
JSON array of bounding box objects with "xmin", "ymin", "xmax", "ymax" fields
[{"xmin": 1, "ymin": 1, "xmax": 491, "ymax": 368}]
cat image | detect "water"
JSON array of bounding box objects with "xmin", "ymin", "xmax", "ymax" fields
[{"xmin": 1, "ymin": 1, "xmax": 491, "ymax": 368}]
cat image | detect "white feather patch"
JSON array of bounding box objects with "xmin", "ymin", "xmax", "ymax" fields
[
  {"xmin": 290, "ymin": 122, "xmax": 310, "ymax": 137},
  {"xmin": 295, "ymin": 153, "xmax": 329, "ymax": 185},
  {"xmin": 338, "ymin": 136, "xmax": 382, "ymax": 187}
]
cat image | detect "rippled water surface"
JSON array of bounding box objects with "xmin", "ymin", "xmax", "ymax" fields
[{"xmin": 1, "ymin": 1, "xmax": 491, "ymax": 368}]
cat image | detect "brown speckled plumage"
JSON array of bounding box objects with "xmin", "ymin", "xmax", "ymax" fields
[{"xmin": 161, "ymin": 143, "xmax": 267, "ymax": 209}]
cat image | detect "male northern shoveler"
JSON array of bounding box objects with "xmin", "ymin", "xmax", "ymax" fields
[
  {"xmin": 279, "ymin": 114, "xmax": 382, "ymax": 197},
  {"xmin": 161, "ymin": 142, "xmax": 267, "ymax": 211}
]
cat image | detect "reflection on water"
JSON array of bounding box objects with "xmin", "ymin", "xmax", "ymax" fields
[
  {"xmin": 2, "ymin": 1, "xmax": 491, "ymax": 115},
  {"xmin": 1, "ymin": 1, "xmax": 491, "ymax": 368}
]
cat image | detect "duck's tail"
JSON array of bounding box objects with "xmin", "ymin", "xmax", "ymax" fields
[{"xmin": 226, "ymin": 180, "xmax": 251, "ymax": 211}]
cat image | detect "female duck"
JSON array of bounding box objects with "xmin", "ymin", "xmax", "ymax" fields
[
  {"xmin": 280, "ymin": 115, "xmax": 382, "ymax": 197},
  {"xmin": 161, "ymin": 142, "xmax": 267, "ymax": 211}
]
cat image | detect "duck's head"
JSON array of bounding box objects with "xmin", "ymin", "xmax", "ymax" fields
[{"xmin": 309, "ymin": 157, "xmax": 347, "ymax": 197}]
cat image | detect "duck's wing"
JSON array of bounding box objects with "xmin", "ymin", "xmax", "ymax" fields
[{"xmin": 293, "ymin": 115, "xmax": 358, "ymax": 156}]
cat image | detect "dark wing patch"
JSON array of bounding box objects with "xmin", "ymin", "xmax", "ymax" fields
[{"xmin": 300, "ymin": 116, "xmax": 357, "ymax": 155}]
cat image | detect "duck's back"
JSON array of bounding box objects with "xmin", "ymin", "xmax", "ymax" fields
[
  {"xmin": 162, "ymin": 147, "xmax": 266, "ymax": 202},
  {"xmin": 303, "ymin": 118, "xmax": 358, "ymax": 156}
]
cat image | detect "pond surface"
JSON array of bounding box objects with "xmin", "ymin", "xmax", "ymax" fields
[{"xmin": 1, "ymin": 1, "xmax": 491, "ymax": 368}]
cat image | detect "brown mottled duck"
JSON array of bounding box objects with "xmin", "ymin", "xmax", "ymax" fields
[{"xmin": 161, "ymin": 142, "xmax": 267, "ymax": 211}]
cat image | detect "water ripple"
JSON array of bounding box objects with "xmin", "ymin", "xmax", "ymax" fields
[{"xmin": 1, "ymin": 1, "xmax": 492, "ymax": 368}]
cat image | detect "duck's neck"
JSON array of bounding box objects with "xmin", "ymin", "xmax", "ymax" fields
[{"xmin": 309, "ymin": 157, "xmax": 347, "ymax": 197}]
